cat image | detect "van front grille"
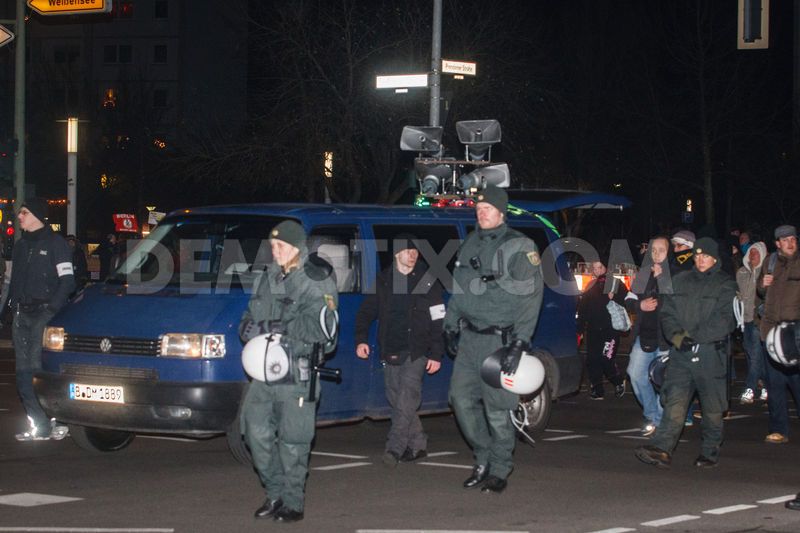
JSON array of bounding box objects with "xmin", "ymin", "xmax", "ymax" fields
[
  {"xmin": 60, "ymin": 364, "xmax": 158, "ymax": 380},
  {"xmin": 64, "ymin": 335, "xmax": 160, "ymax": 356}
]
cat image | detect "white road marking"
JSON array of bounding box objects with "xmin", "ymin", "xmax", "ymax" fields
[
  {"xmin": 619, "ymin": 436, "xmax": 649, "ymax": 440},
  {"xmin": 417, "ymin": 461, "xmax": 473, "ymax": 469},
  {"xmin": 757, "ymin": 495, "xmax": 796, "ymax": 504},
  {"xmin": 542, "ymin": 435, "xmax": 588, "ymax": 442},
  {"xmin": 0, "ymin": 527, "xmax": 175, "ymax": 533},
  {"xmin": 311, "ymin": 451, "xmax": 368, "ymax": 459},
  {"xmin": 312, "ymin": 462, "xmax": 371, "ymax": 471},
  {"xmin": 605, "ymin": 428, "xmax": 641, "ymax": 434},
  {"xmin": 544, "ymin": 428, "xmax": 573, "ymax": 433},
  {"xmin": 587, "ymin": 528, "xmax": 636, "ymax": 533},
  {"xmin": 702, "ymin": 504, "xmax": 758, "ymax": 515},
  {"xmin": 722, "ymin": 415, "xmax": 750, "ymax": 420},
  {"xmin": 0, "ymin": 493, "xmax": 82, "ymax": 507},
  {"xmin": 640, "ymin": 515, "xmax": 700, "ymax": 527},
  {"xmin": 426, "ymin": 451, "xmax": 458, "ymax": 457}
]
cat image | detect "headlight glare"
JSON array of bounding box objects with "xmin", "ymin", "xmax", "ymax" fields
[
  {"xmin": 160, "ymin": 334, "xmax": 226, "ymax": 359},
  {"xmin": 43, "ymin": 327, "xmax": 65, "ymax": 351}
]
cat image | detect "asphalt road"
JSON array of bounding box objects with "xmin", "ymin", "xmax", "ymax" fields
[{"xmin": 1, "ymin": 343, "xmax": 799, "ymax": 533}]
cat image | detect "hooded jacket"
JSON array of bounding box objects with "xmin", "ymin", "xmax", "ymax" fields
[{"xmin": 735, "ymin": 241, "xmax": 767, "ymax": 323}]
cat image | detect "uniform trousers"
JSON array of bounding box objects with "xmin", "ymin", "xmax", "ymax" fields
[
  {"xmin": 448, "ymin": 330, "xmax": 518, "ymax": 480},
  {"xmin": 651, "ymin": 346, "xmax": 727, "ymax": 461},
  {"xmin": 241, "ymin": 377, "xmax": 318, "ymax": 512},
  {"xmin": 13, "ymin": 307, "xmax": 55, "ymax": 430},
  {"xmin": 384, "ymin": 356, "xmax": 427, "ymax": 455}
]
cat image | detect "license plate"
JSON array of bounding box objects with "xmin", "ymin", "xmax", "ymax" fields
[{"xmin": 69, "ymin": 383, "xmax": 124, "ymax": 404}]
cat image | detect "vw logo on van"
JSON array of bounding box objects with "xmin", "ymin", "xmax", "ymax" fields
[{"xmin": 99, "ymin": 338, "xmax": 112, "ymax": 353}]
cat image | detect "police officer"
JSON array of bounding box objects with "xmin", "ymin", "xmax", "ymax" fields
[
  {"xmin": 444, "ymin": 185, "xmax": 544, "ymax": 493},
  {"xmin": 11, "ymin": 198, "xmax": 75, "ymax": 441},
  {"xmin": 635, "ymin": 237, "xmax": 737, "ymax": 468},
  {"xmin": 238, "ymin": 220, "xmax": 338, "ymax": 522}
]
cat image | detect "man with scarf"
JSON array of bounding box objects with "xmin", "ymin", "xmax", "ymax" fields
[
  {"xmin": 625, "ymin": 236, "xmax": 672, "ymax": 436},
  {"xmin": 635, "ymin": 237, "xmax": 737, "ymax": 468}
]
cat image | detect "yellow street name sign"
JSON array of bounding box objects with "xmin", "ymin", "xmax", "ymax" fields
[{"xmin": 28, "ymin": 0, "xmax": 112, "ymax": 16}]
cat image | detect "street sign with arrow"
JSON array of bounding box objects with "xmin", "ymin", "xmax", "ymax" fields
[
  {"xmin": 0, "ymin": 24, "xmax": 13, "ymax": 48},
  {"xmin": 27, "ymin": 0, "xmax": 112, "ymax": 16}
]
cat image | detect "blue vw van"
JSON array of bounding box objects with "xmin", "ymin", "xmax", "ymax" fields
[{"xmin": 33, "ymin": 195, "xmax": 627, "ymax": 461}]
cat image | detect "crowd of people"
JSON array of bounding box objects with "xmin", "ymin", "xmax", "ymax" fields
[{"xmin": 5, "ymin": 192, "xmax": 799, "ymax": 519}]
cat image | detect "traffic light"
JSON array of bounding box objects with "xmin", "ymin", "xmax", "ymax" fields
[{"xmin": 3, "ymin": 220, "xmax": 14, "ymax": 258}]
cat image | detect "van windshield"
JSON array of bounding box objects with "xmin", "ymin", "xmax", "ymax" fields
[{"xmin": 108, "ymin": 215, "xmax": 290, "ymax": 289}]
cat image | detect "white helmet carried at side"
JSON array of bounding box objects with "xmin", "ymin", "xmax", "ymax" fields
[
  {"xmin": 480, "ymin": 347, "xmax": 546, "ymax": 395},
  {"xmin": 766, "ymin": 321, "xmax": 800, "ymax": 367},
  {"xmin": 242, "ymin": 333, "xmax": 292, "ymax": 383}
]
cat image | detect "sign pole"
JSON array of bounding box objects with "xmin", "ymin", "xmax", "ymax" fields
[
  {"xmin": 13, "ymin": 0, "xmax": 25, "ymax": 221},
  {"xmin": 429, "ymin": 0, "xmax": 442, "ymax": 128}
]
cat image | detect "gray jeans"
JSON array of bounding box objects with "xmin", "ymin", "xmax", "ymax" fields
[
  {"xmin": 13, "ymin": 306, "xmax": 55, "ymax": 430},
  {"xmin": 384, "ymin": 356, "xmax": 428, "ymax": 455}
]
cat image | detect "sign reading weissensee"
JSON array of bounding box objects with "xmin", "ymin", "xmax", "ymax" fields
[{"xmin": 27, "ymin": 0, "xmax": 112, "ymax": 16}]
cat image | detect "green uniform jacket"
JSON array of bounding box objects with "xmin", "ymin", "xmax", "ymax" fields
[
  {"xmin": 241, "ymin": 250, "xmax": 339, "ymax": 358},
  {"xmin": 660, "ymin": 261, "xmax": 737, "ymax": 346},
  {"xmin": 444, "ymin": 224, "xmax": 543, "ymax": 341}
]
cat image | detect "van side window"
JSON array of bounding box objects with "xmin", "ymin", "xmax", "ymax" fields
[
  {"xmin": 308, "ymin": 226, "xmax": 361, "ymax": 294},
  {"xmin": 508, "ymin": 224, "xmax": 550, "ymax": 255},
  {"xmin": 372, "ymin": 225, "xmax": 460, "ymax": 291}
]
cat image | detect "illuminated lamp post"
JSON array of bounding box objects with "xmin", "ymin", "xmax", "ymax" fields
[{"xmin": 66, "ymin": 117, "xmax": 78, "ymax": 236}]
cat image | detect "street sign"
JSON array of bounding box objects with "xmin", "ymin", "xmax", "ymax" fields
[
  {"xmin": 376, "ymin": 74, "xmax": 429, "ymax": 89},
  {"xmin": 0, "ymin": 25, "xmax": 13, "ymax": 48},
  {"xmin": 442, "ymin": 59, "xmax": 476, "ymax": 76},
  {"xmin": 27, "ymin": 0, "xmax": 112, "ymax": 16}
]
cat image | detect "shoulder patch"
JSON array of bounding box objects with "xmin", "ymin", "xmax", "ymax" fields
[
  {"xmin": 324, "ymin": 294, "xmax": 336, "ymax": 311},
  {"xmin": 527, "ymin": 251, "xmax": 541, "ymax": 266}
]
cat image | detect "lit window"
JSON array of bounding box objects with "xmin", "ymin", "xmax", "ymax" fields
[{"xmin": 103, "ymin": 88, "xmax": 117, "ymax": 109}]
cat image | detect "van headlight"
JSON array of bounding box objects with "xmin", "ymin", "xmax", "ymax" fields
[
  {"xmin": 43, "ymin": 327, "xmax": 65, "ymax": 351},
  {"xmin": 159, "ymin": 334, "xmax": 226, "ymax": 359}
]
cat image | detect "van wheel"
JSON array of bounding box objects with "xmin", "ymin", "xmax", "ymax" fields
[
  {"xmin": 226, "ymin": 417, "xmax": 252, "ymax": 466},
  {"xmin": 69, "ymin": 425, "xmax": 135, "ymax": 453},
  {"xmin": 514, "ymin": 386, "xmax": 552, "ymax": 441}
]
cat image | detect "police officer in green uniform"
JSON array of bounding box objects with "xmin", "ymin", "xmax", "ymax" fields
[
  {"xmin": 238, "ymin": 220, "xmax": 338, "ymax": 522},
  {"xmin": 635, "ymin": 237, "xmax": 737, "ymax": 468},
  {"xmin": 444, "ymin": 185, "xmax": 544, "ymax": 493}
]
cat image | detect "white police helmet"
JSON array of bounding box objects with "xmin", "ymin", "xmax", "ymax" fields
[
  {"xmin": 766, "ymin": 322, "xmax": 800, "ymax": 367},
  {"xmin": 480, "ymin": 347, "xmax": 546, "ymax": 395},
  {"xmin": 241, "ymin": 333, "xmax": 291, "ymax": 382}
]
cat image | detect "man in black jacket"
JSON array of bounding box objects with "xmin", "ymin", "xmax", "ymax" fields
[
  {"xmin": 355, "ymin": 233, "xmax": 445, "ymax": 466},
  {"xmin": 635, "ymin": 237, "xmax": 737, "ymax": 468},
  {"xmin": 10, "ymin": 198, "xmax": 75, "ymax": 441}
]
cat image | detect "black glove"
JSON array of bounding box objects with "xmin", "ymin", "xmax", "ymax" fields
[
  {"xmin": 501, "ymin": 339, "xmax": 527, "ymax": 375},
  {"xmin": 679, "ymin": 336, "xmax": 697, "ymax": 352},
  {"xmin": 444, "ymin": 330, "xmax": 459, "ymax": 358}
]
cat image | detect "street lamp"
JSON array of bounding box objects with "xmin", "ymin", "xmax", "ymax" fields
[{"xmin": 66, "ymin": 117, "xmax": 78, "ymax": 236}]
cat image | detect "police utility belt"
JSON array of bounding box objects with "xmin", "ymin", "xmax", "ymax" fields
[{"xmin": 460, "ymin": 318, "xmax": 514, "ymax": 346}]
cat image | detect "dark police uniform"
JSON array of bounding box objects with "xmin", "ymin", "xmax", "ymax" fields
[
  {"xmin": 10, "ymin": 223, "xmax": 75, "ymax": 437},
  {"xmin": 641, "ymin": 238, "xmax": 736, "ymax": 466},
  {"xmin": 238, "ymin": 223, "xmax": 338, "ymax": 520},
  {"xmin": 444, "ymin": 215, "xmax": 543, "ymax": 486}
]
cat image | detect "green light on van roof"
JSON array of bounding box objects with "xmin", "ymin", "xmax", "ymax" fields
[{"xmin": 507, "ymin": 203, "xmax": 561, "ymax": 237}]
